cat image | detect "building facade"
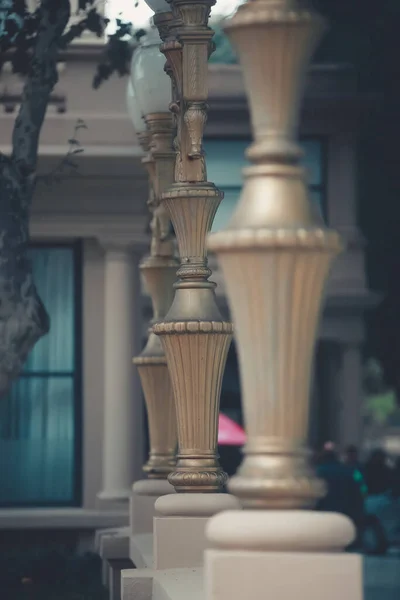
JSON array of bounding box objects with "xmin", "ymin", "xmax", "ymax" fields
[{"xmin": 0, "ymin": 42, "xmax": 374, "ymax": 516}]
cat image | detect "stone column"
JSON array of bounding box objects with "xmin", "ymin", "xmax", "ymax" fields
[
  {"xmin": 97, "ymin": 238, "xmax": 144, "ymax": 507},
  {"xmin": 338, "ymin": 342, "xmax": 364, "ymax": 450}
]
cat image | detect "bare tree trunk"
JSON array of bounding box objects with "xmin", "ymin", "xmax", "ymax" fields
[{"xmin": 0, "ymin": 0, "xmax": 70, "ymax": 397}]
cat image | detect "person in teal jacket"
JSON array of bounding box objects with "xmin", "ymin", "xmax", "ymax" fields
[{"xmin": 344, "ymin": 445, "xmax": 368, "ymax": 497}]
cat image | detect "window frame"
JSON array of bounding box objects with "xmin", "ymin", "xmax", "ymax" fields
[
  {"xmin": 0, "ymin": 240, "xmax": 83, "ymax": 508},
  {"xmin": 301, "ymin": 134, "xmax": 329, "ymax": 223}
]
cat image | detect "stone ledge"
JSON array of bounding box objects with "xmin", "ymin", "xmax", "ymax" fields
[
  {"xmin": 153, "ymin": 569, "xmax": 204, "ymax": 600},
  {"xmin": 0, "ymin": 508, "xmax": 129, "ymax": 530},
  {"xmin": 30, "ymin": 213, "xmax": 149, "ymax": 245}
]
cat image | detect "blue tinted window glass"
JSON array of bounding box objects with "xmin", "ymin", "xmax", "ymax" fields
[
  {"xmin": 212, "ymin": 189, "xmax": 240, "ymax": 233},
  {"xmin": 0, "ymin": 377, "xmax": 75, "ymax": 505},
  {"xmin": 0, "ymin": 245, "xmax": 79, "ymax": 507},
  {"xmin": 301, "ymin": 140, "xmax": 323, "ymax": 186},
  {"xmin": 310, "ymin": 190, "xmax": 325, "ymax": 223},
  {"xmin": 25, "ymin": 248, "xmax": 74, "ymax": 372},
  {"xmin": 205, "ymin": 140, "xmax": 249, "ymax": 188}
]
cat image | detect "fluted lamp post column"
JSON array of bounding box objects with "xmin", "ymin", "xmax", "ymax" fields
[
  {"xmin": 153, "ymin": 0, "xmax": 233, "ymax": 494},
  {"xmin": 204, "ymin": 2, "xmax": 363, "ymax": 600},
  {"xmin": 126, "ymin": 37, "xmax": 178, "ymax": 538},
  {"xmin": 139, "ymin": 1, "xmax": 240, "ymax": 571}
]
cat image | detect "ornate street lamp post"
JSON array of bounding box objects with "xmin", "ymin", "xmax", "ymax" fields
[
  {"xmin": 153, "ymin": 0, "xmax": 232, "ymax": 492},
  {"xmin": 148, "ymin": 0, "xmax": 233, "ymax": 496},
  {"xmin": 205, "ymin": 1, "xmax": 362, "ymax": 598},
  {"xmin": 209, "ymin": 0, "xmax": 338, "ymax": 509},
  {"xmin": 126, "ymin": 31, "xmax": 180, "ymax": 537},
  {"xmin": 130, "ymin": 27, "xmax": 179, "ymax": 482},
  {"xmin": 132, "ymin": 0, "xmax": 239, "ymax": 570}
]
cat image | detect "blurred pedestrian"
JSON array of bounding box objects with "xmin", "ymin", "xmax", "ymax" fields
[
  {"xmin": 316, "ymin": 442, "xmax": 365, "ymax": 535},
  {"xmin": 365, "ymin": 449, "xmax": 393, "ymax": 496},
  {"xmin": 344, "ymin": 445, "xmax": 363, "ymax": 471}
]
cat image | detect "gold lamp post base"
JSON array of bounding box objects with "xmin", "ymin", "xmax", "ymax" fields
[
  {"xmin": 154, "ymin": 318, "xmax": 231, "ymax": 493},
  {"xmin": 228, "ymin": 444, "xmax": 325, "ymax": 510}
]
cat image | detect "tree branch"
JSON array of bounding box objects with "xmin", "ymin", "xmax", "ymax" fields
[
  {"xmin": 37, "ymin": 119, "xmax": 87, "ymax": 186},
  {"xmin": 11, "ymin": 0, "xmax": 70, "ymax": 178}
]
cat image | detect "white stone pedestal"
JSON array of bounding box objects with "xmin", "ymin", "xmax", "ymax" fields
[
  {"xmin": 99, "ymin": 527, "xmax": 130, "ymax": 588},
  {"xmin": 130, "ymin": 479, "xmax": 175, "ymax": 536},
  {"xmin": 99, "ymin": 531, "xmax": 133, "ymax": 600},
  {"xmin": 98, "ymin": 480, "xmax": 174, "ymax": 597},
  {"xmin": 154, "ymin": 493, "xmax": 241, "ymax": 570},
  {"xmin": 205, "ymin": 510, "xmax": 363, "ymax": 600}
]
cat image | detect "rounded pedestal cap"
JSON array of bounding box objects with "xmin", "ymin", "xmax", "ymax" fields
[
  {"xmin": 155, "ymin": 493, "xmax": 241, "ymax": 517},
  {"xmin": 207, "ymin": 510, "xmax": 355, "ymax": 552}
]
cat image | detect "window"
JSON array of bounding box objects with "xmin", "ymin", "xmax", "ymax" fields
[
  {"xmin": 0, "ymin": 243, "xmax": 82, "ymax": 507},
  {"xmin": 204, "ymin": 137, "xmax": 327, "ymax": 232},
  {"xmin": 302, "ymin": 139, "xmax": 327, "ymax": 221}
]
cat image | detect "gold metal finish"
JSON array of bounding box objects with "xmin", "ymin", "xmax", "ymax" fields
[
  {"xmin": 208, "ymin": 0, "xmax": 342, "ymax": 508},
  {"xmin": 152, "ymin": 2, "xmax": 233, "ymax": 493},
  {"xmin": 133, "ymin": 114, "xmax": 179, "ymax": 479}
]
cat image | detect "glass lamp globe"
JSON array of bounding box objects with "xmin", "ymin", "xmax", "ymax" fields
[
  {"xmin": 126, "ymin": 79, "xmax": 146, "ymax": 134},
  {"xmin": 131, "ymin": 24, "xmax": 171, "ymax": 117},
  {"xmin": 143, "ymin": 0, "xmax": 171, "ymax": 14}
]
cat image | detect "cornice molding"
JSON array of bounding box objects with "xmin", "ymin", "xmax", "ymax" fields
[
  {"xmin": 97, "ymin": 235, "xmax": 149, "ymax": 255},
  {"xmin": 30, "ymin": 213, "xmax": 149, "ymax": 249}
]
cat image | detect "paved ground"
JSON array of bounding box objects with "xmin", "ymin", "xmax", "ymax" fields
[
  {"xmin": 0, "ymin": 551, "xmax": 108, "ymax": 600},
  {"xmin": 364, "ymin": 556, "xmax": 400, "ymax": 600}
]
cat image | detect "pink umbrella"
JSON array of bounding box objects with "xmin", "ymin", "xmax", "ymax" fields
[{"xmin": 218, "ymin": 413, "xmax": 246, "ymax": 446}]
